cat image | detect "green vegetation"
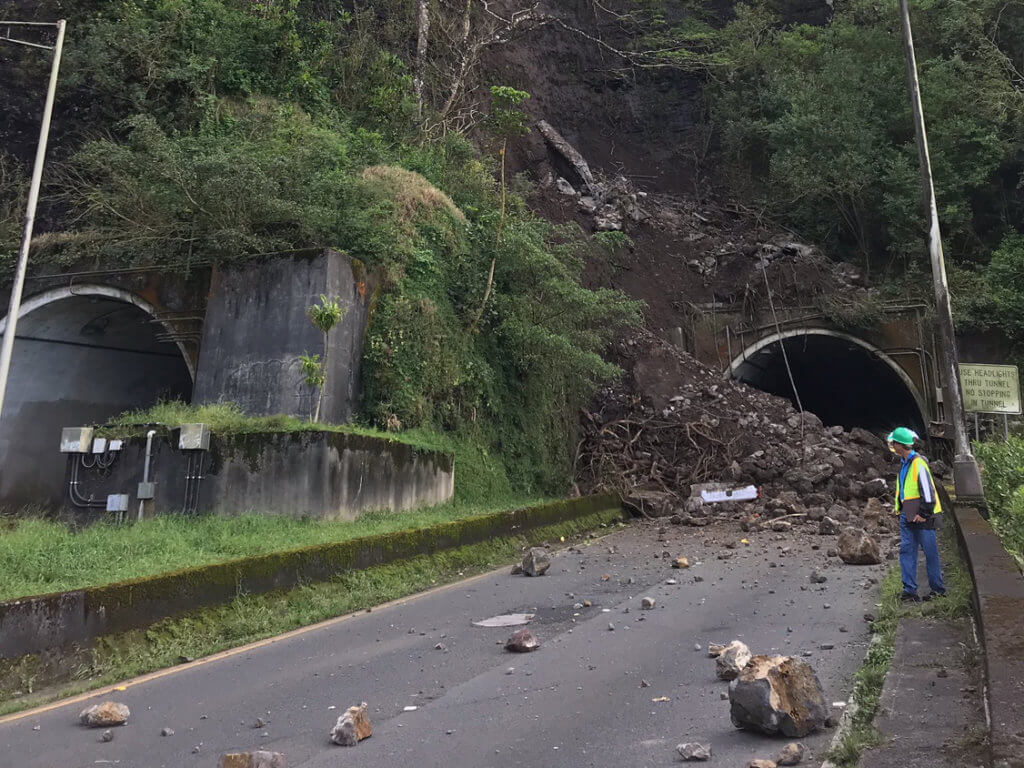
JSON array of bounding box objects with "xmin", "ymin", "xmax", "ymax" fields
[
  {"xmin": 827, "ymin": 526, "xmax": 973, "ymax": 765},
  {"xmin": 1, "ymin": 0, "xmax": 639, "ymax": 501},
  {"xmin": 0, "ymin": 497, "xmax": 557, "ymax": 602},
  {"xmin": 975, "ymin": 437, "xmax": 1024, "ymax": 565},
  {"xmin": 708, "ymin": 0, "xmax": 1024, "ymax": 340},
  {"xmin": 0, "ymin": 509, "xmax": 623, "ymax": 714}
]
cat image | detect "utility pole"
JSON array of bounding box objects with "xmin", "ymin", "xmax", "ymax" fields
[
  {"xmin": 897, "ymin": 0, "xmax": 985, "ymax": 501},
  {"xmin": 0, "ymin": 19, "xmax": 66, "ymax": 425}
]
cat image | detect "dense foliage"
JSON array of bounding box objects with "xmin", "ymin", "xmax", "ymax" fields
[
  {"xmin": 707, "ymin": 0, "xmax": 1024, "ymax": 338},
  {"xmin": 975, "ymin": 437, "xmax": 1024, "ymax": 564},
  {"xmin": 0, "ymin": 0, "xmax": 639, "ymax": 499}
]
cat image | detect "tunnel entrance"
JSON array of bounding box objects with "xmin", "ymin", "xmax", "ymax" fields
[
  {"xmin": 731, "ymin": 331, "xmax": 925, "ymax": 434},
  {"xmin": 0, "ymin": 289, "xmax": 193, "ymax": 508}
]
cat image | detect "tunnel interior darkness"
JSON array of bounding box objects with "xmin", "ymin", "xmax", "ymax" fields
[
  {"xmin": 0, "ymin": 294, "xmax": 192, "ymax": 508},
  {"xmin": 732, "ymin": 334, "xmax": 925, "ymax": 434}
]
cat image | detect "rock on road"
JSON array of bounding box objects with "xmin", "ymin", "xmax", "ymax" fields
[{"xmin": 1, "ymin": 520, "xmax": 883, "ymax": 767}]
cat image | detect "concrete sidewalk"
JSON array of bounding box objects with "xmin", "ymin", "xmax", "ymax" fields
[{"xmin": 860, "ymin": 618, "xmax": 987, "ymax": 768}]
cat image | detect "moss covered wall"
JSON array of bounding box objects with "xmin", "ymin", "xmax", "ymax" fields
[{"xmin": 0, "ymin": 494, "xmax": 622, "ymax": 659}]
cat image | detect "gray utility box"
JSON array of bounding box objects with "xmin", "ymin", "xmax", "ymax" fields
[
  {"xmin": 178, "ymin": 423, "xmax": 211, "ymax": 451},
  {"xmin": 60, "ymin": 427, "xmax": 94, "ymax": 453}
]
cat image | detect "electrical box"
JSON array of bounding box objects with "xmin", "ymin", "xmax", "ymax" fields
[
  {"xmin": 106, "ymin": 494, "xmax": 129, "ymax": 512},
  {"xmin": 91, "ymin": 437, "xmax": 108, "ymax": 454},
  {"xmin": 60, "ymin": 427, "xmax": 94, "ymax": 453},
  {"xmin": 109, "ymin": 439, "xmax": 123, "ymax": 451},
  {"xmin": 137, "ymin": 482, "xmax": 155, "ymax": 500},
  {"xmin": 178, "ymin": 423, "xmax": 210, "ymax": 451}
]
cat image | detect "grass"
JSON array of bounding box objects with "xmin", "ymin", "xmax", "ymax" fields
[
  {"xmin": 97, "ymin": 401, "xmax": 518, "ymax": 505},
  {"xmin": 103, "ymin": 401, "xmax": 431, "ymax": 446},
  {"xmin": 826, "ymin": 523, "xmax": 974, "ymax": 766},
  {"xmin": 0, "ymin": 498, "xmax": 541, "ymax": 602},
  {"xmin": 0, "ymin": 508, "xmax": 623, "ymax": 716}
]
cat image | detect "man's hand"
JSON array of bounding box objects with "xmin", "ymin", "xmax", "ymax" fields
[{"xmin": 911, "ymin": 515, "xmax": 926, "ymax": 523}]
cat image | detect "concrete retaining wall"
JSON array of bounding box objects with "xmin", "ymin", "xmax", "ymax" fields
[
  {"xmin": 193, "ymin": 250, "xmax": 374, "ymax": 424},
  {"xmin": 65, "ymin": 429, "xmax": 454, "ymax": 522},
  {"xmin": 0, "ymin": 494, "xmax": 622, "ymax": 660},
  {"xmin": 951, "ymin": 503, "xmax": 1024, "ymax": 768}
]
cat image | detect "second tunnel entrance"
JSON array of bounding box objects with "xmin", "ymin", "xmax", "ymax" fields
[{"xmin": 730, "ymin": 331, "xmax": 926, "ymax": 434}]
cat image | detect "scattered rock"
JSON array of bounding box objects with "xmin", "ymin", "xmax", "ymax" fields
[
  {"xmin": 809, "ymin": 570, "xmax": 827, "ymax": 584},
  {"xmin": 716, "ymin": 640, "xmax": 752, "ymax": 681},
  {"xmin": 219, "ymin": 752, "xmax": 287, "ymax": 768},
  {"xmin": 837, "ymin": 528, "xmax": 882, "ymax": 565},
  {"xmin": 521, "ymin": 547, "xmax": 551, "ymax": 577},
  {"xmin": 330, "ymin": 703, "xmax": 372, "ymax": 747},
  {"xmin": 747, "ymin": 761, "xmax": 777, "ymax": 768},
  {"xmin": 708, "ymin": 643, "xmax": 726, "ymax": 657},
  {"xmin": 673, "ymin": 556, "xmax": 691, "ymax": 569},
  {"xmin": 641, "ymin": 597, "xmax": 656, "ymax": 610},
  {"xmin": 79, "ymin": 702, "xmax": 130, "ymax": 728},
  {"xmin": 818, "ymin": 517, "xmax": 841, "ymax": 535},
  {"xmin": 510, "ymin": 563, "xmax": 523, "ymax": 575},
  {"xmin": 100, "ymin": 729, "xmax": 113, "ymax": 743},
  {"xmin": 729, "ymin": 656, "xmax": 829, "ymax": 737},
  {"xmin": 677, "ymin": 742, "xmax": 713, "ymax": 761},
  {"xmin": 505, "ymin": 629, "xmax": 540, "ymax": 653},
  {"xmin": 771, "ymin": 520, "xmax": 793, "ymax": 532},
  {"xmin": 775, "ymin": 742, "xmax": 805, "ymax": 765},
  {"xmin": 161, "ymin": 727, "xmax": 175, "ymax": 737}
]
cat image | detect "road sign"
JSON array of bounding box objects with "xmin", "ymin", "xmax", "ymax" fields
[{"xmin": 959, "ymin": 363, "xmax": 1021, "ymax": 414}]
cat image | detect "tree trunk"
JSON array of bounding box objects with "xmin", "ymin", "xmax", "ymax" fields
[{"xmin": 414, "ymin": 0, "xmax": 431, "ymax": 116}]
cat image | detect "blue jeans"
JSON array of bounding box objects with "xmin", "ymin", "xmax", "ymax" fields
[{"xmin": 899, "ymin": 515, "xmax": 945, "ymax": 595}]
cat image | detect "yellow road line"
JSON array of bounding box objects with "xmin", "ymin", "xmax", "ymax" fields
[{"xmin": 0, "ymin": 565, "xmax": 505, "ymax": 725}]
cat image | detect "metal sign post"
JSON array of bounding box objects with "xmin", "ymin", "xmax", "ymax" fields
[{"xmin": 0, "ymin": 19, "xmax": 66, "ymax": 425}]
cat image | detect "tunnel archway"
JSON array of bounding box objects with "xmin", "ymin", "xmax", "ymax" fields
[
  {"xmin": 729, "ymin": 329, "xmax": 926, "ymax": 434},
  {"xmin": 0, "ymin": 285, "xmax": 193, "ymax": 508}
]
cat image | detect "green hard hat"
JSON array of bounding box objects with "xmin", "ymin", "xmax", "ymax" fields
[{"xmin": 887, "ymin": 427, "xmax": 918, "ymax": 446}]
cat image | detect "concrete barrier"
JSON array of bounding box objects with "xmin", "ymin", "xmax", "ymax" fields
[
  {"xmin": 0, "ymin": 494, "xmax": 622, "ymax": 660},
  {"xmin": 951, "ymin": 503, "xmax": 1024, "ymax": 768}
]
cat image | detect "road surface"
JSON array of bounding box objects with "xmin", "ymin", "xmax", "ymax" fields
[{"xmin": 1, "ymin": 519, "xmax": 884, "ymax": 767}]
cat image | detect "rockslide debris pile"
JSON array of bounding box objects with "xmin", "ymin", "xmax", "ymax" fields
[{"xmin": 576, "ymin": 330, "xmax": 946, "ymax": 529}]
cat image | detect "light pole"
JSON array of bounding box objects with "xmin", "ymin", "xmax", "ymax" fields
[
  {"xmin": 897, "ymin": 0, "xmax": 985, "ymax": 501},
  {"xmin": 0, "ymin": 19, "xmax": 66, "ymax": 425}
]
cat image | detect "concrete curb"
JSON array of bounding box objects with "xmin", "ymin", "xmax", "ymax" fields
[
  {"xmin": 0, "ymin": 495, "xmax": 623, "ymax": 660},
  {"xmin": 950, "ymin": 502, "xmax": 1024, "ymax": 768}
]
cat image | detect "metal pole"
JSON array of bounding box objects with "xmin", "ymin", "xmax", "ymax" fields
[
  {"xmin": 0, "ymin": 19, "xmax": 65, "ymax": 425},
  {"xmin": 897, "ymin": 1, "xmax": 984, "ymax": 500}
]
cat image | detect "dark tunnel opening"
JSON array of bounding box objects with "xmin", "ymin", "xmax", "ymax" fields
[
  {"xmin": 0, "ymin": 294, "xmax": 193, "ymax": 508},
  {"xmin": 732, "ymin": 334, "xmax": 925, "ymax": 435}
]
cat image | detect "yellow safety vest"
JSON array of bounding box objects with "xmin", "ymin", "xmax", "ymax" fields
[{"xmin": 894, "ymin": 455, "xmax": 942, "ymax": 514}]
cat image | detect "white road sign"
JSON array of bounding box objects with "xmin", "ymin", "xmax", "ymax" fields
[{"xmin": 959, "ymin": 363, "xmax": 1021, "ymax": 414}]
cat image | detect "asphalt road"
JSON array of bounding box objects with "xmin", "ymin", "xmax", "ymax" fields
[{"xmin": 1, "ymin": 519, "xmax": 885, "ymax": 768}]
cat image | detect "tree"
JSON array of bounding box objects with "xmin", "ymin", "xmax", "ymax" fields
[{"xmin": 303, "ymin": 295, "xmax": 345, "ymax": 423}]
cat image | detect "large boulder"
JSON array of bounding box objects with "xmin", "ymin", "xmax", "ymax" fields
[
  {"xmin": 837, "ymin": 527, "xmax": 882, "ymax": 565},
  {"xmin": 330, "ymin": 703, "xmax": 372, "ymax": 746},
  {"xmin": 716, "ymin": 640, "xmax": 752, "ymax": 681},
  {"xmin": 521, "ymin": 547, "xmax": 551, "ymax": 577},
  {"xmin": 729, "ymin": 655, "xmax": 828, "ymax": 737},
  {"xmin": 79, "ymin": 702, "xmax": 130, "ymax": 727}
]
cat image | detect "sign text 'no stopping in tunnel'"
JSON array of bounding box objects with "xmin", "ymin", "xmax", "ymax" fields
[{"xmin": 959, "ymin": 364, "xmax": 1021, "ymax": 414}]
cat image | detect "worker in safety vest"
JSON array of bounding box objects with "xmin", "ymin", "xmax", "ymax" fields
[{"xmin": 887, "ymin": 427, "xmax": 946, "ymax": 602}]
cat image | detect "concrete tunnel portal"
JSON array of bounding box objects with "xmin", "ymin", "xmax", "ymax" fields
[
  {"xmin": 729, "ymin": 329, "xmax": 927, "ymax": 435},
  {"xmin": 0, "ymin": 285, "xmax": 193, "ymax": 508}
]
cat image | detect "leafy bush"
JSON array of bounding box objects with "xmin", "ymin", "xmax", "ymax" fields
[{"xmin": 975, "ymin": 437, "xmax": 1024, "ymax": 563}]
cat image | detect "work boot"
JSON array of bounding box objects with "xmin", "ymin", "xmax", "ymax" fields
[
  {"xmin": 923, "ymin": 591, "xmax": 946, "ymax": 602},
  {"xmin": 900, "ymin": 592, "xmax": 921, "ymax": 603}
]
